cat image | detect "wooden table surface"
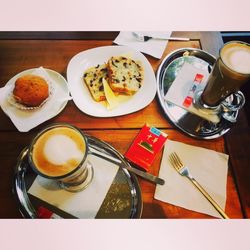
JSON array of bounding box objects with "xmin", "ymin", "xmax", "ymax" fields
[{"xmin": 0, "ymin": 31, "xmax": 247, "ymax": 218}]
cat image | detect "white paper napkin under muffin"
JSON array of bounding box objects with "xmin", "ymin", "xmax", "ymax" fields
[
  {"xmin": 154, "ymin": 139, "xmax": 229, "ymax": 218},
  {"xmin": 28, "ymin": 154, "xmax": 119, "ymax": 219},
  {"xmin": 0, "ymin": 67, "xmax": 71, "ymax": 132},
  {"xmin": 164, "ymin": 62, "xmax": 221, "ymax": 123},
  {"xmin": 113, "ymin": 31, "xmax": 171, "ymax": 59}
]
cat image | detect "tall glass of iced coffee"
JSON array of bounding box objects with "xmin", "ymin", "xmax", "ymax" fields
[{"xmin": 201, "ymin": 41, "xmax": 250, "ymax": 108}]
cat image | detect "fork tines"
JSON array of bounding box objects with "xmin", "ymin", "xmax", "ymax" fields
[{"xmin": 169, "ymin": 152, "xmax": 184, "ymax": 171}]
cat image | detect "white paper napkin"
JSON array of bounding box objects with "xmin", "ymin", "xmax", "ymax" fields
[
  {"xmin": 113, "ymin": 31, "xmax": 171, "ymax": 59},
  {"xmin": 154, "ymin": 140, "xmax": 229, "ymax": 218},
  {"xmin": 164, "ymin": 62, "xmax": 220, "ymax": 123},
  {"xmin": 28, "ymin": 154, "xmax": 119, "ymax": 218},
  {"xmin": 0, "ymin": 67, "xmax": 71, "ymax": 132}
]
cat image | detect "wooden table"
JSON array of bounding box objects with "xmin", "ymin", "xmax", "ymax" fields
[{"xmin": 0, "ymin": 31, "xmax": 247, "ymax": 218}]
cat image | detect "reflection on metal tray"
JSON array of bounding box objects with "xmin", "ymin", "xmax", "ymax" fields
[
  {"xmin": 13, "ymin": 135, "xmax": 142, "ymax": 219},
  {"xmin": 156, "ymin": 48, "xmax": 234, "ymax": 139}
]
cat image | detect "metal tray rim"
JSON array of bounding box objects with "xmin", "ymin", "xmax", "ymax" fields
[
  {"xmin": 13, "ymin": 135, "xmax": 143, "ymax": 219},
  {"xmin": 156, "ymin": 47, "xmax": 232, "ymax": 139}
]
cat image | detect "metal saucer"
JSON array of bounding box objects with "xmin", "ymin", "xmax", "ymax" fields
[
  {"xmin": 13, "ymin": 135, "xmax": 143, "ymax": 219},
  {"xmin": 156, "ymin": 48, "xmax": 234, "ymax": 139}
]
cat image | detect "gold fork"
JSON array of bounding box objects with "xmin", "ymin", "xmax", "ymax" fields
[{"xmin": 169, "ymin": 152, "xmax": 229, "ymax": 219}]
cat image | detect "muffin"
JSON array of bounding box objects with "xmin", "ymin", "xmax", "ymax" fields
[{"xmin": 13, "ymin": 75, "xmax": 49, "ymax": 107}]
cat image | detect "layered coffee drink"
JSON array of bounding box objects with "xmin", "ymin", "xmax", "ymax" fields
[
  {"xmin": 201, "ymin": 41, "xmax": 250, "ymax": 107},
  {"xmin": 30, "ymin": 125, "xmax": 87, "ymax": 178}
]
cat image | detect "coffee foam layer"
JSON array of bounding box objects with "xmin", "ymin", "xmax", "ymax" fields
[
  {"xmin": 44, "ymin": 134, "xmax": 83, "ymax": 165},
  {"xmin": 222, "ymin": 43, "xmax": 250, "ymax": 74}
]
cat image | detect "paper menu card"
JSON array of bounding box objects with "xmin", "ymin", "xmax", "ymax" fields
[
  {"xmin": 164, "ymin": 62, "xmax": 220, "ymax": 123},
  {"xmin": 154, "ymin": 140, "xmax": 229, "ymax": 218},
  {"xmin": 28, "ymin": 154, "xmax": 119, "ymax": 219}
]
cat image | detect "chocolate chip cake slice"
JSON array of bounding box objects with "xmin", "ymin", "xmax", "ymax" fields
[
  {"xmin": 107, "ymin": 56, "xmax": 144, "ymax": 95},
  {"xmin": 83, "ymin": 64, "xmax": 108, "ymax": 102}
]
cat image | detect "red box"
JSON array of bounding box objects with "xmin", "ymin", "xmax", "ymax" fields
[{"xmin": 125, "ymin": 124, "xmax": 168, "ymax": 171}]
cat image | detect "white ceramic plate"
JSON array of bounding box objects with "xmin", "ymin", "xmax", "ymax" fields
[
  {"xmin": 0, "ymin": 68, "xmax": 71, "ymax": 132},
  {"xmin": 66, "ymin": 46, "xmax": 157, "ymax": 117}
]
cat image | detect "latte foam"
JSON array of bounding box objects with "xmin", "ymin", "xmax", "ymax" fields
[
  {"xmin": 31, "ymin": 126, "xmax": 86, "ymax": 177},
  {"xmin": 44, "ymin": 134, "xmax": 83, "ymax": 165},
  {"xmin": 221, "ymin": 43, "xmax": 250, "ymax": 74}
]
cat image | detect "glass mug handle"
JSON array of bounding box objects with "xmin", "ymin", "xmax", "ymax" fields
[{"xmin": 221, "ymin": 91, "xmax": 245, "ymax": 123}]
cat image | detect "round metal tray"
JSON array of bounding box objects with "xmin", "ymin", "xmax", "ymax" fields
[
  {"xmin": 156, "ymin": 48, "xmax": 234, "ymax": 139},
  {"xmin": 13, "ymin": 135, "xmax": 143, "ymax": 219}
]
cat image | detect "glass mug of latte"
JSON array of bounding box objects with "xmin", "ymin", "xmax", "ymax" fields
[
  {"xmin": 200, "ymin": 41, "xmax": 250, "ymax": 110},
  {"xmin": 28, "ymin": 123, "xmax": 93, "ymax": 192}
]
